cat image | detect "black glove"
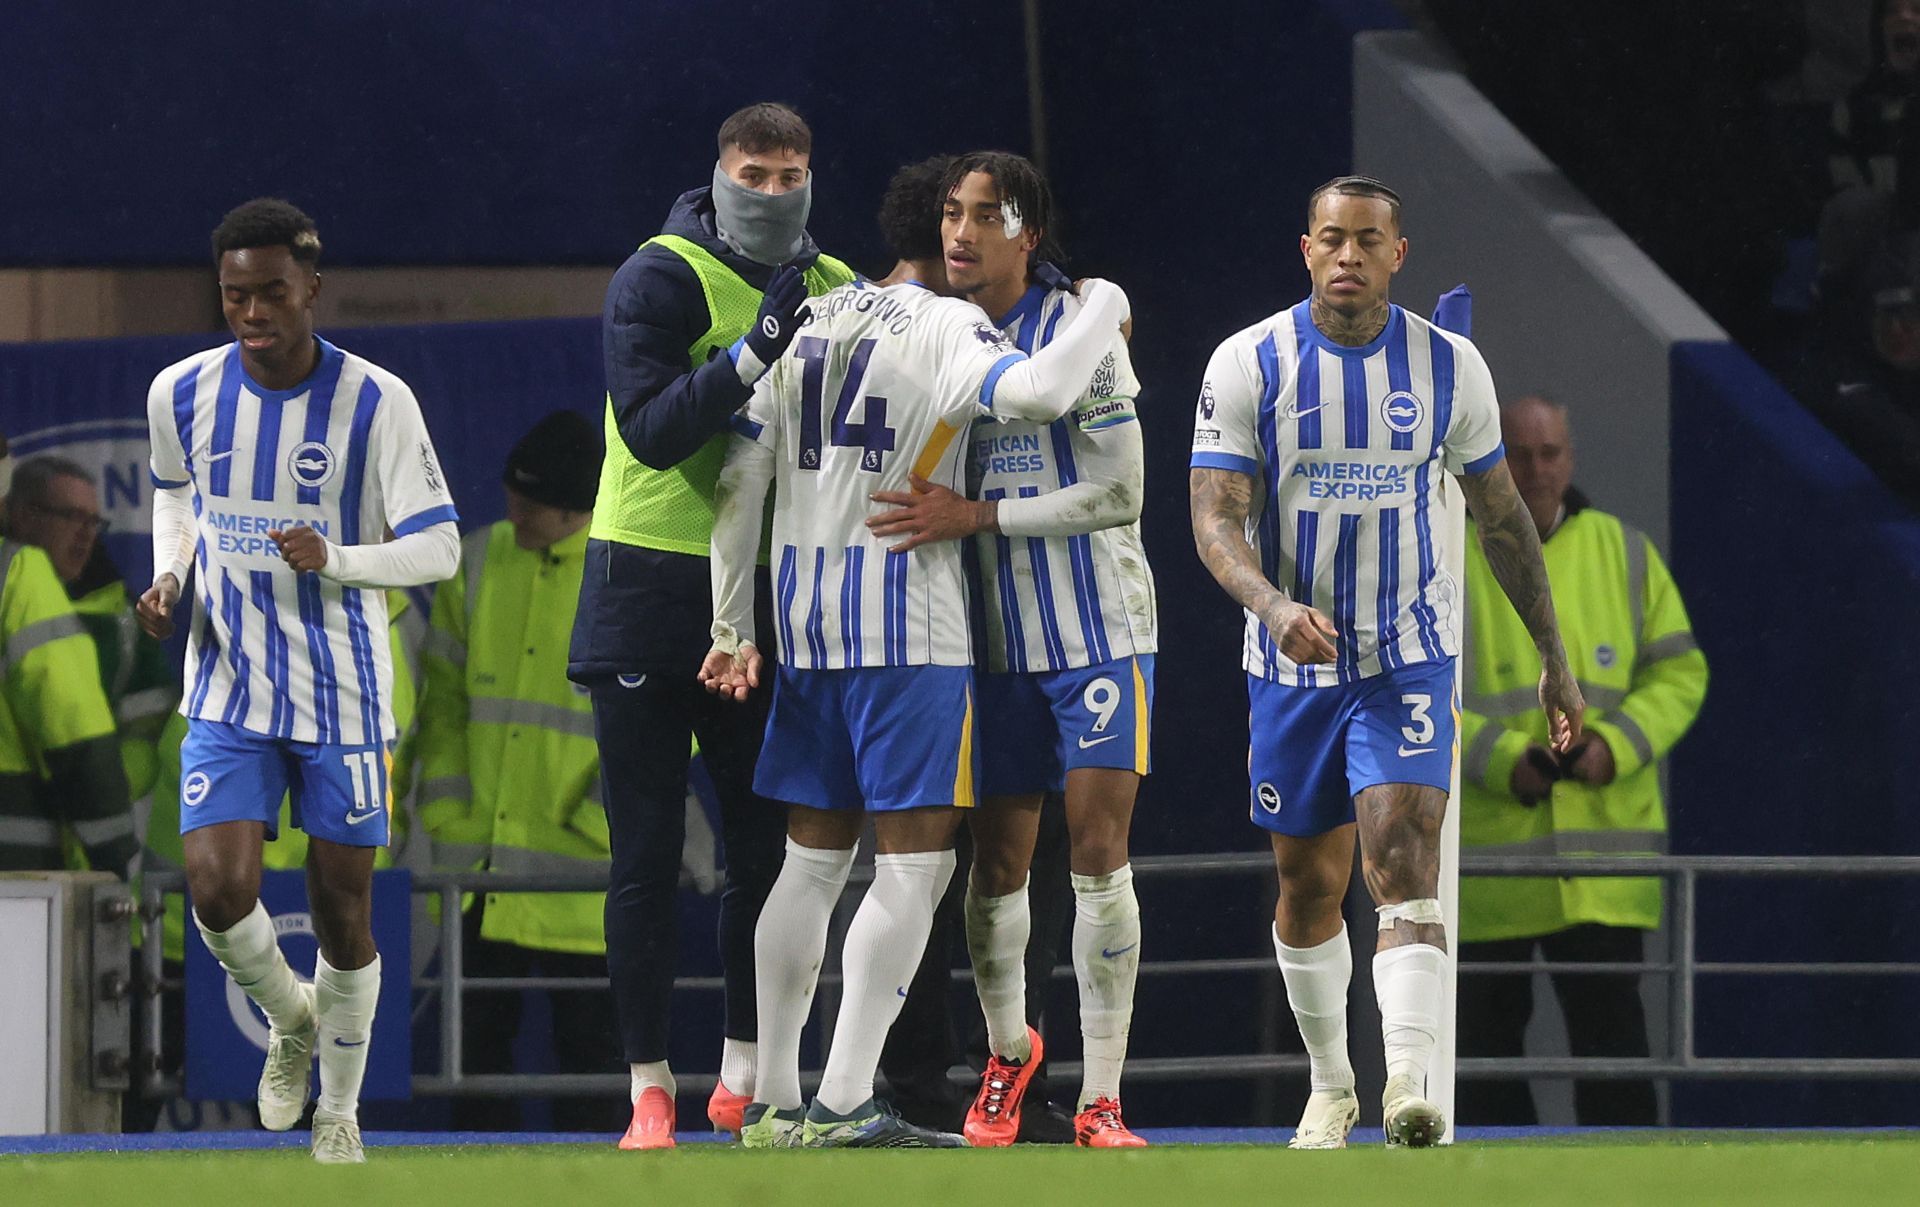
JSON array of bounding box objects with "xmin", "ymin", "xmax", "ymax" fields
[
  {"xmin": 1513, "ymin": 746, "xmax": 1564, "ymax": 808},
  {"xmin": 730, "ymin": 265, "xmax": 811, "ymax": 384}
]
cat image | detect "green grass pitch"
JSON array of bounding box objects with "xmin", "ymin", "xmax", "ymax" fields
[{"xmin": 4, "ymin": 1132, "xmax": 1915, "ymax": 1207}]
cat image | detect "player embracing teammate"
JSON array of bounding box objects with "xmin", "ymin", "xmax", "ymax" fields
[{"xmin": 865, "ymin": 153, "xmax": 1156, "ymax": 1147}]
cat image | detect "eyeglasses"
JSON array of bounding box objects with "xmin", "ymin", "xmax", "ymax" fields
[{"xmin": 27, "ymin": 503, "xmax": 110, "ymax": 535}]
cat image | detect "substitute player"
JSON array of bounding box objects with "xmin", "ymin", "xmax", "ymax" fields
[
  {"xmin": 138, "ymin": 199, "xmax": 460, "ymax": 1164},
  {"xmin": 700, "ymin": 267, "xmax": 1131, "ymax": 1148},
  {"xmin": 1188, "ymin": 177, "xmax": 1583, "ymax": 1149},
  {"xmin": 866, "ymin": 152, "xmax": 1154, "ymax": 1147},
  {"xmin": 570, "ymin": 103, "xmax": 855, "ymax": 1147}
]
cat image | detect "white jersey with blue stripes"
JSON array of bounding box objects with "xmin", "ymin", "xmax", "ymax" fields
[
  {"xmin": 147, "ymin": 338, "xmax": 458, "ymax": 744},
  {"xmin": 1190, "ymin": 301, "xmax": 1503, "ymax": 687},
  {"xmin": 972, "ymin": 285, "xmax": 1157, "ymax": 673},
  {"xmin": 737, "ymin": 280, "xmax": 1027, "ymax": 669}
]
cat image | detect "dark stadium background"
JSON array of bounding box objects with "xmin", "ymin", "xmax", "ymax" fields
[{"xmin": 4, "ymin": 0, "xmax": 1916, "ymax": 1130}]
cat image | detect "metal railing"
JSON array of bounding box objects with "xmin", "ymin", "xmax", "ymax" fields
[{"xmin": 136, "ymin": 853, "xmax": 1920, "ymax": 1100}]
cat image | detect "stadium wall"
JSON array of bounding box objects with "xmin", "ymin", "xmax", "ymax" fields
[
  {"xmin": 1352, "ymin": 30, "xmax": 1725, "ymax": 552},
  {"xmin": 1668, "ymin": 343, "xmax": 1920, "ymax": 1126}
]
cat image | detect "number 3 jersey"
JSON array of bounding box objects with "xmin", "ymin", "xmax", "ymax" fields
[
  {"xmin": 1191, "ymin": 301, "xmax": 1504, "ymax": 688},
  {"xmin": 147, "ymin": 338, "xmax": 458, "ymax": 745},
  {"xmin": 734, "ymin": 280, "xmax": 1031, "ymax": 669},
  {"xmin": 973, "ymin": 284, "xmax": 1158, "ymax": 674}
]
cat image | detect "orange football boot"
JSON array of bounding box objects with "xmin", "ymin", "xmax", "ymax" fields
[
  {"xmin": 708, "ymin": 1079, "xmax": 751, "ymax": 1137},
  {"xmin": 962, "ymin": 1026, "xmax": 1045, "ymax": 1147},
  {"xmin": 1074, "ymin": 1097, "xmax": 1147, "ymax": 1147},
  {"xmin": 618, "ymin": 1086, "xmax": 676, "ymax": 1150}
]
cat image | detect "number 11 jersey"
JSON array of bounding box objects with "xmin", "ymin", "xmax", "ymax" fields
[{"xmin": 735, "ymin": 280, "xmax": 1027, "ymax": 670}]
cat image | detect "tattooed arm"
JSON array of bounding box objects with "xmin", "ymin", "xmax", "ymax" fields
[
  {"xmin": 1189, "ymin": 467, "xmax": 1338, "ymax": 665},
  {"xmin": 1457, "ymin": 459, "xmax": 1585, "ymax": 750}
]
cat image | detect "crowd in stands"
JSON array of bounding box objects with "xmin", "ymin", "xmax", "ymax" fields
[{"xmin": 1421, "ymin": 0, "xmax": 1920, "ymax": 509}]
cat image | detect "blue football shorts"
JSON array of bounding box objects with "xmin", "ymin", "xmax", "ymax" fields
[
  {"xmin": 975, "ymin": 654, "xmax": 1154, "ymax": 796},
  {"xmin": 1246, "ymin": 656, "xmax": 1458, "ymax": 837},
  {"xmin": 178, "ymin": 718, "xmax": 391, "ymax": 846},
  {"xmin": 754, "ymin": 664, "xmax": 977, "ymax": 811}
]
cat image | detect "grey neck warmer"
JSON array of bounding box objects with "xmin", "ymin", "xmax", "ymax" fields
[{"xmin": 711, "ymin": 163, "xmax": 812, "ymax": 266}]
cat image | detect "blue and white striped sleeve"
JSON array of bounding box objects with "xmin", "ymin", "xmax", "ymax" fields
[
  {"xmin": 146, "ymin": 366, "xmax": 190, "ymax": 489},
  {"xmin": 368, "ymin": 378, "xmax": 460, "ymax": 539},
  {"xmin": 1190, "ymin": 337, "xmax": 1264, "ymax": 479},
  {"xmin": 1440, "ymin": 334, "xmax": 1505, "ymax": 475}
]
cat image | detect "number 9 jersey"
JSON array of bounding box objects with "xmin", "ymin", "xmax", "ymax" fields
[{"xmin": 733, "ymin": 280, "xmax": 1030, "ymax": 669}]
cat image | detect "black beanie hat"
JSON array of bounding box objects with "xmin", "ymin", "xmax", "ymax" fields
[{"xmin": 503, "ymin": 410, "xmax": 602, "ymax": 512}]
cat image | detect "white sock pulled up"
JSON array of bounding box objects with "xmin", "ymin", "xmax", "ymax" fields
[
  {"xmin": 751, "ymin": 839, "xmax": 854, "ymax": 1110},
  {"xmin": 814, "ymin": 850, "xmax": 954, "ymax": 1115},
  {"xmin": 1274, "ymin": 923, "xmax": 1356, "ymax": 1094},
  {"xmin": 1071, "ymin": 864, "xmax": 1140, "ymax": 1108}
]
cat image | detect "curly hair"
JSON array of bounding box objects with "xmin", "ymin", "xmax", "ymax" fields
[
  {"xmin": 877, "ymin": 156, "xmax": 955, "ymax": 262},
  {"xmin": 211, "ymin": 198, "xmax": 322, "ymax": 267}
]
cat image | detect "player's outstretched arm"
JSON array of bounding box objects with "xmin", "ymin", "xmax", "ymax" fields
[
  {"xmin": 704, "ymin": 430, "xmax": 775, "ymax": 700},
  {"xmin": 1458, "ymin": 458, "xmax": 1584, "ymax": 750},
  {"xmin": 987, "ymin": 280, "xmax": 1131, "ymax": 423},
  {"xmin": 1189, "ymin": 467, "xmax": 1338, "ymax": 665},
  {"xmin": 866, "ymin": 423, "xmax": 1142, "ymax": 551},
  {"xmin": 999, "ymin": 419, "xmax": 1143, "ymax": 537}
]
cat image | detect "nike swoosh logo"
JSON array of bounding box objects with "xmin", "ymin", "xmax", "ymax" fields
[
  {"xmin": 1397, "ymin": 746, "xmax": 1439, "ymax": 758},
  {"xmin": 202, "ymin": 448, "xmax": 241, "ymax": 462},
  {"xmin": 897, "ymin": 987, "xmax": 909, "ymax": 998},
  {"xmin": 333, "ymin": 1037, "xmax": 367, "ymax": 1048},
  {"xmin": 1101, "ymin": 943, "xmax": 1138, "ymax": 959},
  {"xmin": 1281, "ymin": 399, "xmax": 1331, "ymax": 420},
  {"xmin": 345, "ymin": 809, "xmax": 381, "ymax": 826},
  {"xmin": 1078, "ymin": 733, "xmax": 1119, "ymax": 749}
]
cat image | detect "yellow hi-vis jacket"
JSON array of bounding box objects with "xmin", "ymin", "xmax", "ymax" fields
[
  {"xmin": 416, "ymin": 521, "xmax": 606, "ymax": 955},
  {"xmin": 1, "ymin": 539, "xmax": 136, "ymax": 872},
  {"xmin": 70, "ymin": 576, "xmax": 177, "ymax": 802},
  {"xmin": 1458, "ymin": 506, "xmax": 1708, "ymax": 942},
  {"xmin": 588, "ymin": 235, "xmax": 855, "ymax": 556}
]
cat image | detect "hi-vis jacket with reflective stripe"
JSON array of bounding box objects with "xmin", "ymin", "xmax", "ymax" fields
[
  {"xmin": 70, "ymin": 575, "xmax": 177, "ymax": 804},
  {"xmin": 0, "ymin": 539, "xmax": 136, "ymax": 872},
  {"xmin": 1458, "ymin": 506, "xmax": 1707, "ymax": 941},
  {"xmin": 417, "ymin": 521, "xmax": 606, "ymax": 955}
]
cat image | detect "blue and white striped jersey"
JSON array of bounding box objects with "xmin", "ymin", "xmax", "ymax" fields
[
  {"xmin": 1190, "ymin": 301, "xmax": 1503, "ymax": 687},
  {"xmin": 973, "ymin": 285, "xmax": 1157, "ymax": 672},
  {"xmin": 734, "ymin": 281, "xmax": 1026, "ymax": 669},
  {"xmin": 147, "ymin": 339, "xmax": 458, "ymax": 744}
]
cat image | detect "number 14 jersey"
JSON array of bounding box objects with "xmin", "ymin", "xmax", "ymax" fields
[{"xmin": 736, "ymin": 280, "xmax": 1025, "ymax": 669}]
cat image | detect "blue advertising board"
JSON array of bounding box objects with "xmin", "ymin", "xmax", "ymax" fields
[{"xmin": 185, "ymin": 870, "xmax": 412, "ymax": 1102}]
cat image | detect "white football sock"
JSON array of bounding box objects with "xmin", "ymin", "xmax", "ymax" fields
[
  {"xmin": 1274, "ymin": 923, "xmax": 1356, "ymax": 1093},
  {"xmin": 629, "ymin": 1061, "xmax": 675, "ymax": 1103},
  {"xmin": 1071, "ymin": 864, "xmax": 1140, "ymax": 1108},
  {"xmin": 1374, "ymin": 942, "xmax": 1446, "ymax": 1089},
  {"xmin": 195, "ymin": 902, "xmax": 310, "ymax": 1033},
  {"xmin": 313, "ymin": 953, "xmax": 379, "ymax": 1119},
  {"xmin": 964, "ymin": 878, "xmax": 1032, "ymax": 1063},
  {"xmin": 753, "ymin": 839, "xmax": 854, "ymax": 1110},
  {"xmin": 719, "ymin": 1038, "xmax": 756, "ymax": 1098},
  {"xmin": 815, "ymin": 850, "xmax": 954, "ymax": 1115}
]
